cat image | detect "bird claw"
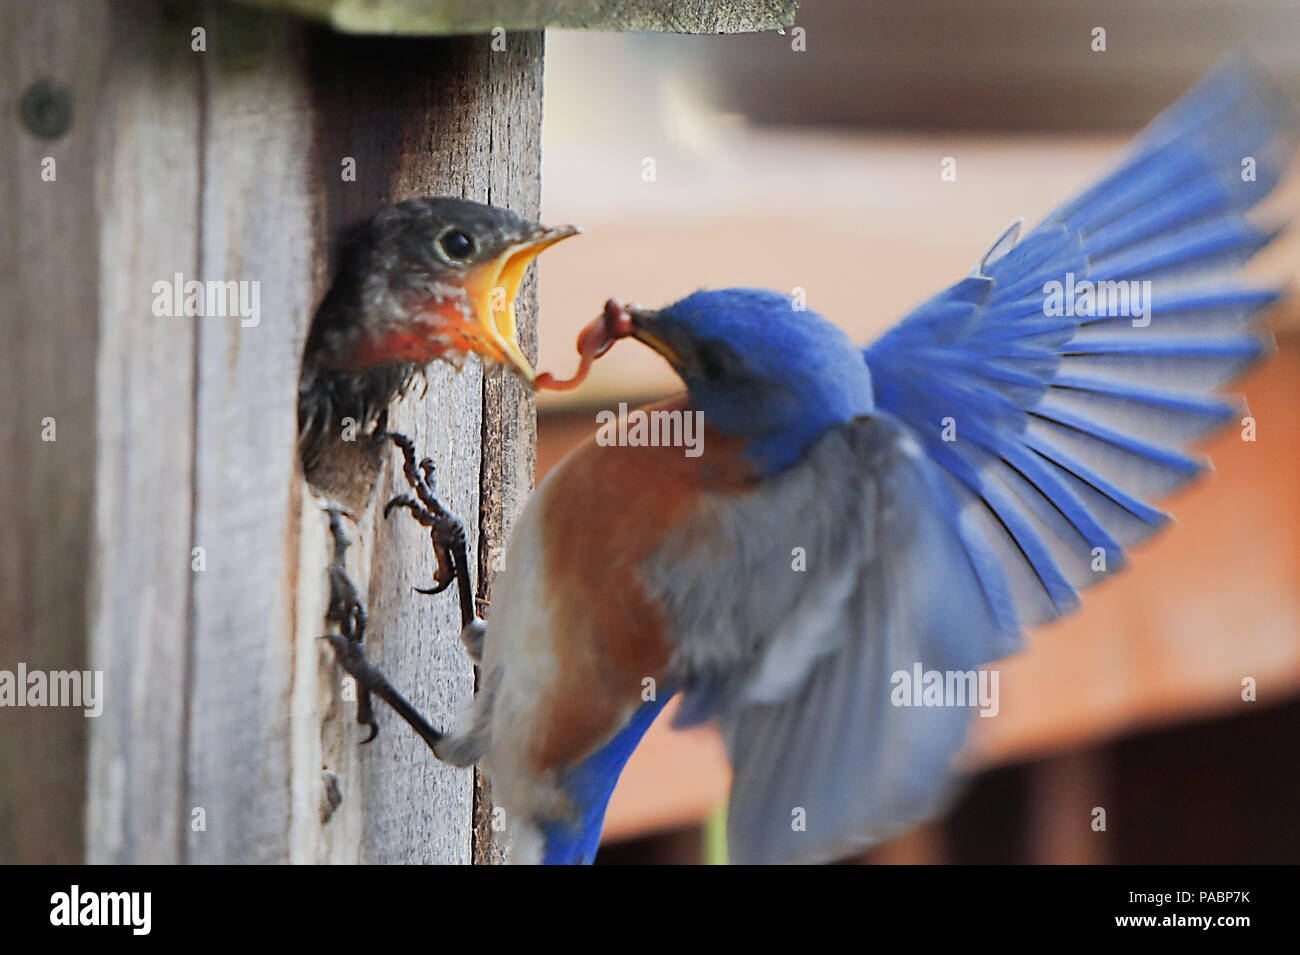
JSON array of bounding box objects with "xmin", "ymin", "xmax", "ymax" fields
[
  {"xmin": 382, "ymin": 431, "xmax": 481, "ymax": 632},
  {"xmin": 383, "ymin": 493, "xmax": 414, "ymax": 520},
  {"xmin": 318, "ymin": 432, "xmax": 488, "ymax": 757},
  {"xmin": 319, "ymin": 513, "xmax": 444, "ymax": 755},
  {"xmin": 383, "ymin": 492, "xmax": 459, "ymax": 593}
]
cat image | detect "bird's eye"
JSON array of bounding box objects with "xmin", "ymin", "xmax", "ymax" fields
[{"xmin": 439, "ymin": 229, "xmax": 476, "ymax": 260}]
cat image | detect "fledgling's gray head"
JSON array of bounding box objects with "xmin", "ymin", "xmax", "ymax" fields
[
  {"xmin": 298, "ymin": 197, "xmax": 579, "ymax": 505},
  {"xmin": 304, "ymin": 197, "xmax": 579, "ymax": 383}
]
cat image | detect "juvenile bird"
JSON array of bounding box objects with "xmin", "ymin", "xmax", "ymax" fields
[
  {"xmin": 298, "ymin": 197, "xmax": 578, "ymax": 508},
  {"xmin": 300, "ymin": 198, "xmax": 577, "ymax": 743},
  {"xmin": 381, "ymin": 60, "xmax": 1295, "ymax": 863}
]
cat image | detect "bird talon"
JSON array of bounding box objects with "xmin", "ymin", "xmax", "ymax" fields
[
  {"xmin": 318, "ymin": 514, "xmax": 447, "ymax": 756},
  {"xmin": 384, "ymin": 493, "xmax": 415, "ymax": 520},
  {"xmin": 381, "ymin": 434, "xmax": 479, "ymax": 631}
]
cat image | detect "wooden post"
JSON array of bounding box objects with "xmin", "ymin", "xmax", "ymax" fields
[
  {"xmin": 1, "ymin": 0, "xmax": 793, "ymax": 866},
  {"xmin": 1, "ymin": 0, "xmax": 541, "ymax": 864},
  {"xmin": 0, "ymin": 0, "xmax": 109, "ymax": 865}
]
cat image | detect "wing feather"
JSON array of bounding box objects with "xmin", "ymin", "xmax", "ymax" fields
[
  {"xmin": 650, "ymin": 58, "xmax": 1292, "ymax": 863},
  {"xmin": 645, "ymin": 416, "xmax": 1013, "ymax": 863},
  {"xmin": 864, "ymin": 55, "xmax": 1291, "ymax": 627}
]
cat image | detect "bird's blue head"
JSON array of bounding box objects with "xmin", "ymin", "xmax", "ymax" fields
[{"xmin": 621, "ymin": 289, "xmax": 874, "ymax": 474}]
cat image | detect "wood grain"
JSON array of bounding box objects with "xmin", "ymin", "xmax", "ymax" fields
[
  {"xmin": 85, "ymin": 0, "xmax": 203, "ymax": 864},
  {"xmin": 472, "ymin": 30, "xmax": 546, "ymax": 866},
  {"xmin": 0, "ymin": 0, "xmax": 552, "ymax": 864},
  {"xmin": 184, "ymin": 6, "xmax": 316, "ymax": 865},
  {"xmin": 0, "ymin": 0, "xmax": 108, "ymax": 864}
]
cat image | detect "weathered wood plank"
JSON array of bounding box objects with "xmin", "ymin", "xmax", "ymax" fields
[
  {"xmin": 65, "ymin": 0, "xmax": 546, "ymax": 864},
  {"xmin": 0, "ymin": 0, "xmax": 107, "ymax": 865},
  {"xmin": 184, "ymin": 7, "xmax": 318, "ymax": 864},
  {"xmin": 86, "ymin": 0, "xmax": 202, "ymax": 864},
  {"xmin": 236, "ymin": 0, "xmax": 798, "ymax": 35},
  {"xmin": 472, "ymin": 30, "xmax": 546, "ymax": 865},
  {"xmin": 297, "ymin": 26, "xmax": 546, "ymax": 864}
]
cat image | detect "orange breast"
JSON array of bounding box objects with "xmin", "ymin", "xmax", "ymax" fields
[
  {"xmin": 531, "ymin": 394, "xmax": 756, "ymax": 770},
  {"xmin": 338, "ymin": 300, "xmax": 476, "ymax": 369}
]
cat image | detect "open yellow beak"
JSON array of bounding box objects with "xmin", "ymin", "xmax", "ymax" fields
[{"xmin": 464, "ymin": 224, "xmax": 581, "ymax": 384}]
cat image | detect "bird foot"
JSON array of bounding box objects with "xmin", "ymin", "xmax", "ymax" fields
[
  {"xmin": 381, "ymin": 431, "xmax": 483, "ymax": 637},
  {"xmin": 320, "ymin": 507, "xmax": 445, "ymax": 753}
]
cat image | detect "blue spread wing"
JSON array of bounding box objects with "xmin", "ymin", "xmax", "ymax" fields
[{"xmin": 863, "ymin": 56, "xmax": 1294, "ymax": 628}]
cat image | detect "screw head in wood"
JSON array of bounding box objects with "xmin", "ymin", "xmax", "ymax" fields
[{"xmin": 19, "ymin": 78, "xmax": 73, "ymax": 141}]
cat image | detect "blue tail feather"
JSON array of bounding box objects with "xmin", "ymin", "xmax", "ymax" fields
[{"xmin": 540, "ymin": 694, "xmax": 673, "ymax": 865}]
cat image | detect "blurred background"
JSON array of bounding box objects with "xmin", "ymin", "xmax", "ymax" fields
[{"xmin": 533, "ymin": 1, "xmax": 1300, "ymax": 863}]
